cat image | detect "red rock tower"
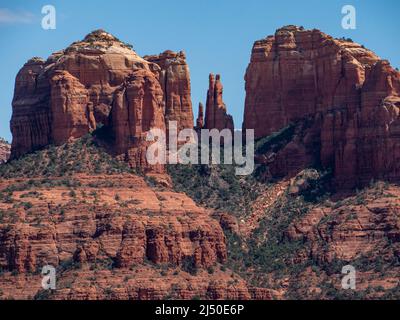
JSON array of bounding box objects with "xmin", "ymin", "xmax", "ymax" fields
[
  {"xmin": 204, "ymin": 73, "xmax": 234, "ymax": 131},
  {"xmin": 195, "ymin": 102, "xmax": 204, "ymax": 129}
]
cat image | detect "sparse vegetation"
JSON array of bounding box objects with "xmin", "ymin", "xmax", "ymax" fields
[
  {"xmin": 168, "ymin": 145, "xmax": 263, "ymax": 216},
  {"xmin": 0, "ymin": 134, "xmax": 134, "ymax": 179},
  {"xmin": 0, "ymin": 110, "xmax": 398, "ymax": 300}
]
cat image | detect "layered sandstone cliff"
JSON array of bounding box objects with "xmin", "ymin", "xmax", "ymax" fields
[
  {"xmin": 195, "ymin": 103, "xmax": 204, "ymax": 130},
  {"xmin": 244, "ymin": 25, "xmax": 400, "ymax": 188},
  {"xmin": 10, "ymin": 30, "xmax": 196, "ymax": 171},
  {"xmin": 285, "ymin": 181, "xmax": 400, "ymax": 298},
  {"xmin": 0, "ymin": 139, "xmax": 10, "ymax": 164},
  {"xmin": 0, "ymin": 169, "xmax": 271, "ymax": 299},
  {"xmin": 0, "ymin": 174, "xmax": 226, "ymax": 274},
  {"xmin": 144, "ymin": 51, "xmax": 194, "ymax": 134},
  {"xmin": 5, "ymin": 25, "xmax": 400, "ymax": 301},
  {"xmin": 11, "ymin": 31, "xmax": 150, "ymax": 157}
]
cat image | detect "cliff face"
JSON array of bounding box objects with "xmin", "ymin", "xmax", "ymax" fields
[
  {"xmin": 195, "ymin": 103, "xmax": 204, "ymax": 130},
  {"xmin": 244, "ymin": 25, "xmax": 400, "ymax": 188},
  {"xmin": 287, "ymin": 186, "xmax": 400, "ymax": 267},
  {"xmin": 4, "ymin": 25, "xmax": 400, "ymax": 301},
  {"xmin": 10, "ymin": 31, "xmax": 196, "ymax": 171},
  {"xmin": 0, "ymin": 139, "xmax": 10, "ymax": 164},
  {"xmin": 11, "ymin": 57, "xmax": 52, "ymax": 158},
  {"xmin": 204, "ymin": 74, "xmax": 234, "ymax": 131},
  {"xmin": 50, "ymin": 70, "xmax": 94, "ymax": 144}
]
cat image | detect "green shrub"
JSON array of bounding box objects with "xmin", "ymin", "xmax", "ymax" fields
[
  {"xmin": 0, "ymin": 134, "xmax": 134, "ymax": 179},
  {"xmin": 181, "ymin": 256, "xmax": 198, "ymax": 275}
]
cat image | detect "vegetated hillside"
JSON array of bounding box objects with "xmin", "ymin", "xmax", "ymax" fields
[
  {"xmin": 0, "ymin": 134, "xmax": 133, "ymax": 179},
  {"xmin": 10, "ymin": 29, "xmax": 194, "ymax": 173},
  {"xmin": 168, "ymin": 131, "xmax": 400, "ymax": 299}
]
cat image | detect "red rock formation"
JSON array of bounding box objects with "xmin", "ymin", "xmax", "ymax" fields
[
  {"xmin": 0, "ymin": 268, "xmax": 272, "ymax": 300},
  {"xmin": 56, "ymin": 30, "xmax": 153, "ymax": 127},
  {"xmin": 10, "ymin": 31, "xmax": 199, "ymax": 171},
  {"xmin": 9, "ymin": 30, "xmax": 167, "ymax": 170},
  {"xmin": 244, "ymin": 25, "xmax": 400, "ymax": 188},
  {"xmin": 144, "ymin": 51, "xmax": 194, "ymax": 133},
  {"xmin": 205, "ymin": 74, "xmax": 234, "ymax": 131},
  {"xmin": 0, "ymin": 176, "xmax": 226, "ymax": 273},
  {"xmin": 195, "ymin": 102, "xmax": 205, "ymax": 129},
  {"xmin": 0, "ymin": 173, "xmax": 271, "ymax": 299},
  {"xmin": 10, "ymin": 58, "xmax": 52, "ymax": 158},
  {"xmin": 111, "ymin": 69, "xmax": 165, "ymax": 171},
  {"xmin": 238, "ymin": 172, "xmax": 400, "ymax": 298},
  {"xmin": 50, "ymin": 70, "xmax": 94, "ymax": 144},
  {"xmin": 286, "ymin": 183, "xmax": 400, "ymax": 284},
  {"xmin": 0, "ymin": 139, "xmax": 10, "ymax": 164}
]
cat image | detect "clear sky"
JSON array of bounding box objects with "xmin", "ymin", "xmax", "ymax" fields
[{"xmin": 0, "ymin": 0, "xmax": 399, "ymax": 142}]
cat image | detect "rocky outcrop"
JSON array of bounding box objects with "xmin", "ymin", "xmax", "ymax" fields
[
  {"xmin": 287, "ymin": 190, "xmax": 400, "ymax": 264},
  {"xmin": 10, "ymin": 57, "xmax": 52, "ymax": 158},
  {"xmin": 0, "ymin": 173, "xmax": 271, "ymax": 300},
  {"xmin": 144, "ymin": 51, "xmax": 194, "ymax": 133},
  {"xmin": 236, "ymin": 173, "xmax": 400, "ymax": 299},
  {"xmin": 50, "ymin": 70, "xmax": 94, "ymax": 144},
  {"xmin": 285, "ymin": 182, "xmax": 400, "ymax": 296},
  {"xmin": 0, "ymin": 175, "xmax": 226, "ymax": 273},
  {"xmin": 10, "ymin": 30, "xmax": 153, "ymax": 157},
  {"xmin": 0, "ymin": 139, "xmax": 10, "ymax": 164},
  {"xmin": 244, "ymin": 25, "xmax": 400, "ymax": 188},
  {"xmin": 10, "ymin": 30, "xmax": 197, "ymax": 171},
  {"xmin": 204, "ymin": 74, "xmax": 234, "ymax": 131},
  {"xmin": 111, "ymin": 69, "xmax": 165, "ymax": 171}
]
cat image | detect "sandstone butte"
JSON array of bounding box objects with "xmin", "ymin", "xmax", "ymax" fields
[
  {"xmin": 144, "ymin": 51, "xmax": 194, "ymax": 135},
  {"xmin": 243, "ymin": 25, "xmax": 400, "ymax": 189},
  {"xmin": 0, "ymin": 139, "xmax": 10, "ymax": 164},
  {"xmin": 10, "ymin": 30, "xmax": 195, "ymax": 172}
]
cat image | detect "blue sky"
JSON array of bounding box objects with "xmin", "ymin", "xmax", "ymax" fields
[{"xmin": 0, "ymin": 0, "xmax": 399, "ymax": 141}]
